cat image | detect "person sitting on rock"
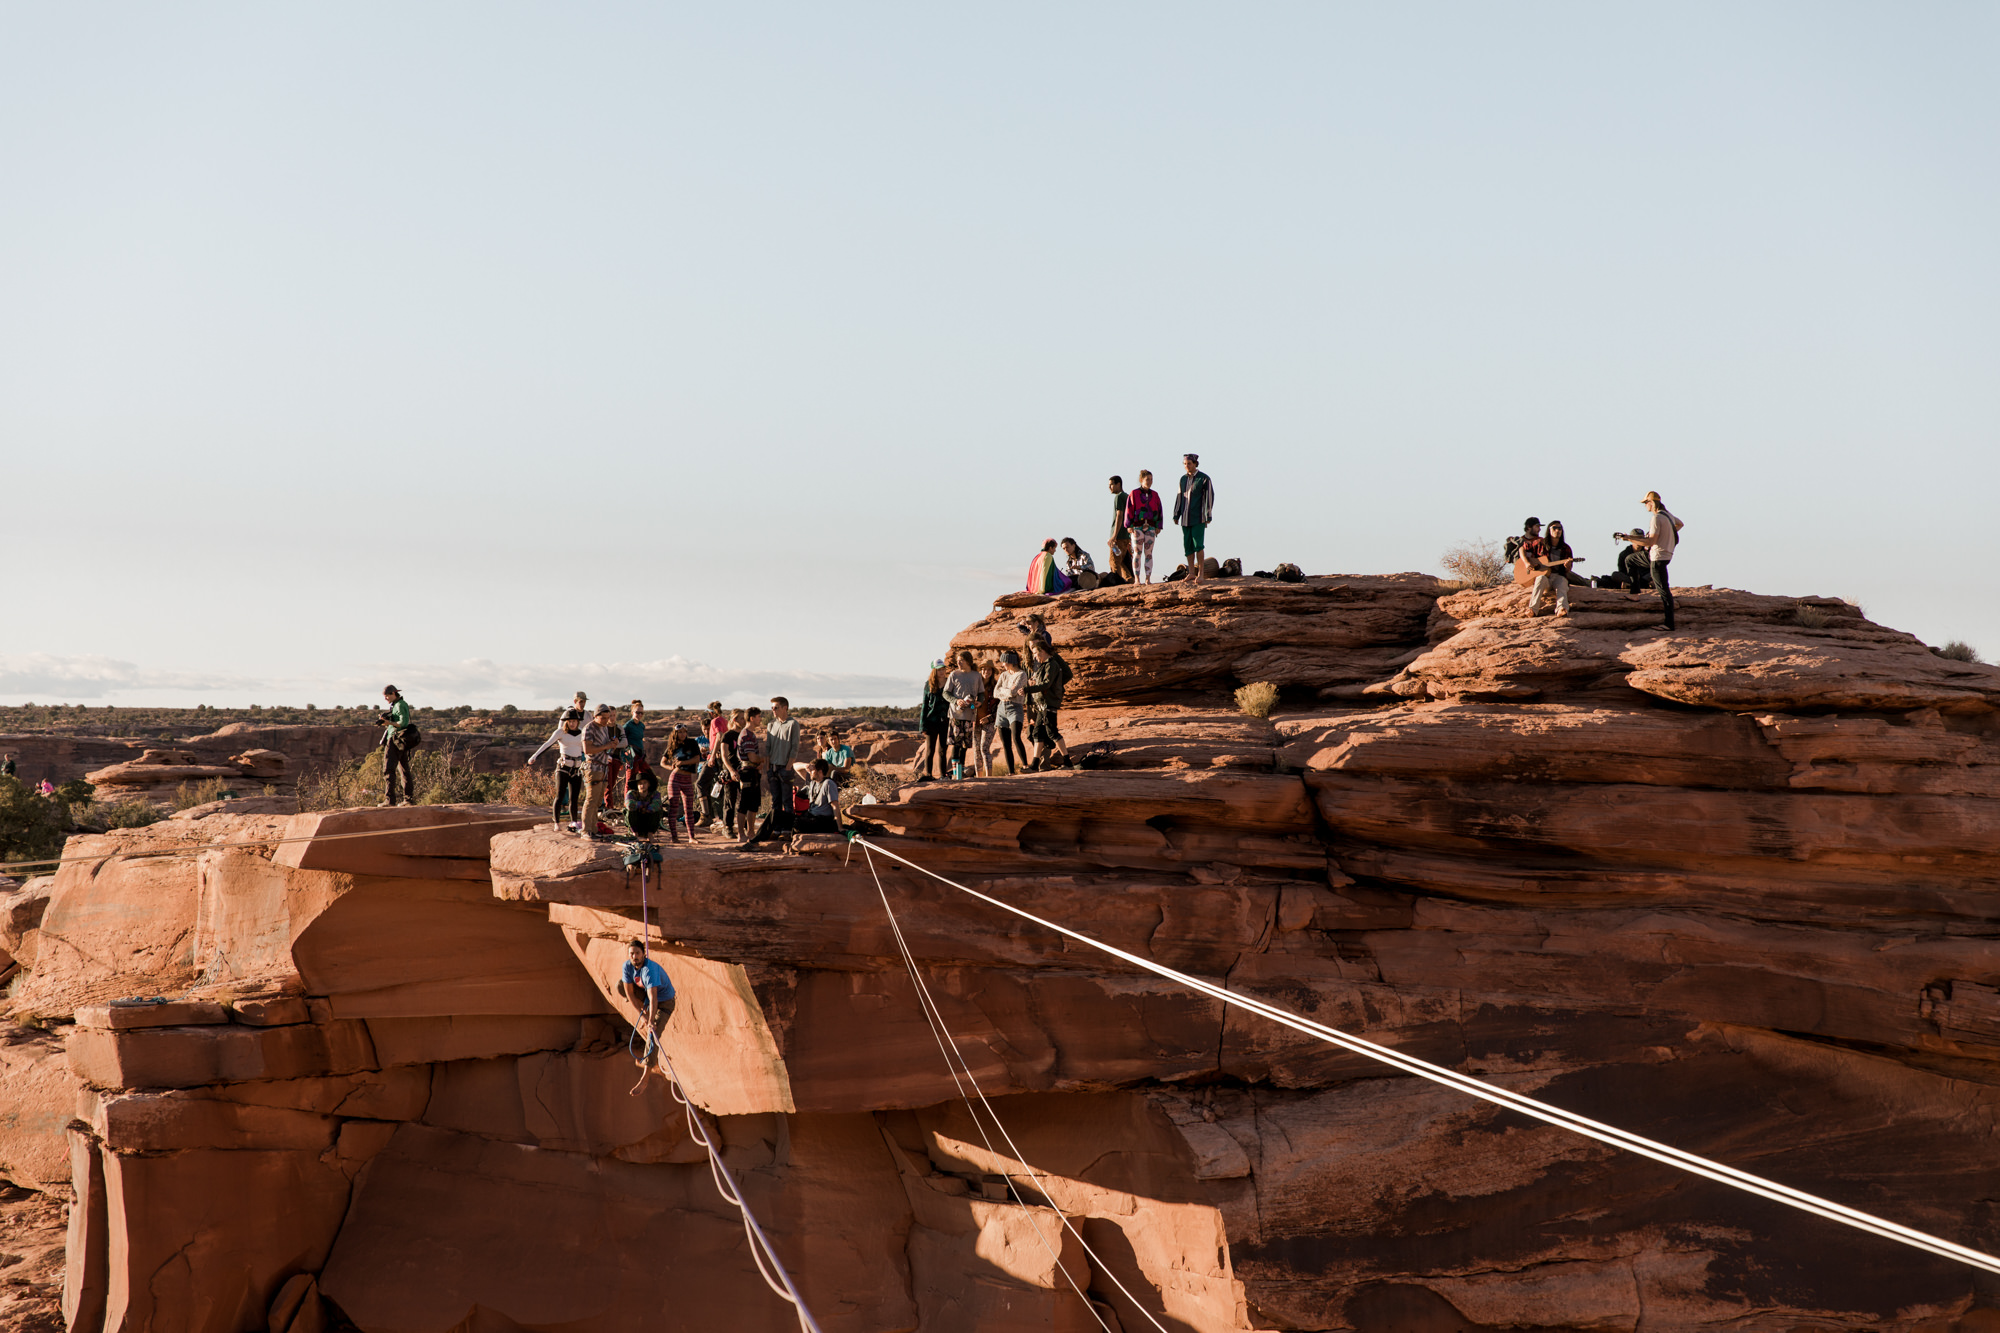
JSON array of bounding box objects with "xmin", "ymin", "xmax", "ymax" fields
[
  {"xmin": 1525, "ymin": 519, "xmax": 1579, "ymax": 618},
  {"xmin": 618, "ymin": 940, "xmax": 676, "ymax": 1086},
  {"xmin": 797, "ymin": 758, "xmax": 843, "ymax": 834},
  {"xmin": 1026, "ymin": 540, "xmax": 1075, "ymax": 595},
  {"xmin": 527, "ymin": 708, "xmax": 588, "ymax": 831},
  {"xmin": 1060, "ymin": 538, "xmax": 1099, "ymax": 591},
  {"xmin": 626, "ymin": 767, "xmax": 665, "ymax": 840},
  {"xmin": 377, "ymin": 685, "xmax": 418, "ymax": 806}
]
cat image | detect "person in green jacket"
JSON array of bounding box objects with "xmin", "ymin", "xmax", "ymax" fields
[
  {"xmin": 378, "ymin": 685, "xmax": 417, "ymax": 806},
  {"xmin": 918, "ymin": 660, "xmax": 951, "ymax": 781}
]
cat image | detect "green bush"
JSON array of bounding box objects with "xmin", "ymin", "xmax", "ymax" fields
[
  {"xmin": 297, "ymin": 742, "xmax": 509, "ymax": 811},
  {"xmin": 95, "ymin": 800, "xmax": 164, "ymax": 830},
  {"xmin": 0, "ymin": 776, "xmax": 69, "ymax": 866}
]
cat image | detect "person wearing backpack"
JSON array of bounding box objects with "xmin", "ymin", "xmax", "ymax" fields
[
  {"xmin": 918, "ymin": 661, "xmax": 951, "ymax": 781},
  {"xmin": 1172, "ymin": 454, "xmax": 1214, "ymax": 583},
  {"xmin": 377, "ymin": 685, "xmax": 419, "ymax": 806},
  {"xmin": 1124, "ymin": 470, "xmax": 1165, "ymax": 583},
  {"xmin": 1026, "ymin": 640, "xmax": 1074, "ymax": 770}
]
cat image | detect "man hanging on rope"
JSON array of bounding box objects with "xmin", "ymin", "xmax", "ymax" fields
[{"xmin": 617, "ymin": 939, "xmax": 677, "ymax": 1090}]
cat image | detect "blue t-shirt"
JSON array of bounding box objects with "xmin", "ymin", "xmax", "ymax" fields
[{"xmin": 621, "ymin": 958, "xmax": 674, "ymax": 999}]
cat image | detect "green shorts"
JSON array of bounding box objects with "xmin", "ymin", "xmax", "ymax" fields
[{"xmin": 1182, "ymin": 523, "xmax": 1206, "ymax": 558}]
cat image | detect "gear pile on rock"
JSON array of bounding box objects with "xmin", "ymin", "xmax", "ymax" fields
[{"xmin": 4, "ymin": 573, "xmax": 2000, "ymax": 1332}]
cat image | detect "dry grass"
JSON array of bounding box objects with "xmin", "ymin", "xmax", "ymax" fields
[
  {"xmin": 1792, "ymin": 603, "xmax": 1833, "ymax": 629},
  {"xmin": 1937, "ymin": 640, "xmax": 1983, "ymax": 663},
  {"xmin": 504, "ymin": 765, "xmax": 558, "ymax": 808},
  {"xmin": 297, "ymin": 741, "xmax": 510, "ymax": 811},
  {"xmin": 1440, "ymin": 539, "xmax": 1506, "ymax": 589},
  {"xmin": 171, "ymin": 777, "xmax": 233, "ymax": 810},
  {"xmin": 1235, "ymin": 681, "xmax": 1280, "ymax": 719}
]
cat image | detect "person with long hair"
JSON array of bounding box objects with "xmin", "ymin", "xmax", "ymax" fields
[
  {"xmin": 1124, "ymin": 470, "xmax": 1164, "ymax": 583},
  {"xmin": 1615, "ymin": 491, "xmax": 1685, "ymax": 631},
  {"xmin": 973, "ymin": 657, "xmax": 999, "ymax": 777},
  {"xmin": 991, "ymin": 651, "xmax": 1027, "ymax": 775},
  {"xmin": 1526, "ymin": 520, "xmax": 1578, "ymax": 617},
  {"xmin": 662, "ymin": 724, "xmax": 702, "ymax": 844},
  {"xmin": 918, "ymin": 659, "xmax": 951, "ymax": 781},
  {"xmin": 715, "ymin": 709, "xmax": 749, "ymax": 839},
  {"xmin": 1025, "ymin": 539, "xmax": 1074, "ymax": 595},
  {"xmin": 943, "ymin": 650, "xmax": 984, "ymax": 779},
  {"xmin": 527, "ymin": 707, "xmax": 587, "ymax": 832}
]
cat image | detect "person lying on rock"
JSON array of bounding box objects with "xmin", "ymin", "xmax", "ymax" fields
[{"xmin": 618, "ymin": 940, "xmax": 677, "ymax": 1084}]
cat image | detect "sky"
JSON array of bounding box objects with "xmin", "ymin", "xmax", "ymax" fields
[{"xmin": 2, "ymin": 3, "xmax": 1995, "ymax": 708}]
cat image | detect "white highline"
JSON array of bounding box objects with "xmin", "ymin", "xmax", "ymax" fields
[{"xmin": 850, "ymin": 834, "xmax": 2000, "ymax": 1277}]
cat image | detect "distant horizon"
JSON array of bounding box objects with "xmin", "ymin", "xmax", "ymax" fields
[{"xmin": 5, "ymin": 4, "xmax": 1994, "ymax": 691}]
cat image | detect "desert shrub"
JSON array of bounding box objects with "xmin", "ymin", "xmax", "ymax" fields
[
  {"xmin": 504, "ymin": 766, "xmax": 557, "ymax": 809},
  {"xmin": 1440, "ymin": 539, "xmax": 1505, "ymax": 589},
  {"xmin": 1235, "ymin": 681, "xmax": 1280, "ymax": 719},
  {"xmin": 172, "ymin": 777, "xmax": 233, "ymax": 810},
  {"xmin": 1937, "ymin": 641, "xmax": 1983, "ymax": 663},
  {"xmin": 96, "ymin": 800, "xmax": 164, "ymax": 829},
  {"xmin": 297, "ymin": 743, "xmax": 509, "ymax": 811},
  {"xmin": 1792, "ymin": 603, "xmax": 1833, "ymax": 629},
  {"xmin": 0, "ymin": 776, "xmax": 68, "ymax": 864}
]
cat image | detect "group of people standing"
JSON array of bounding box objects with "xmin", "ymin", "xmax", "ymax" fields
[
  {"xmin": 526, "ymin": 694, "xmax": 850, "ymax": 846},
  {"xmin": 1513, "ymin": 491, "xmax": 1684, "ymax": 631},
  {"xmin": 917, "ymin": 616, "xmax": 1074, "ymax": 779},
  {"xmin": 1026, "ymin": 455, "xmax": 1216, "ymax": 594}
]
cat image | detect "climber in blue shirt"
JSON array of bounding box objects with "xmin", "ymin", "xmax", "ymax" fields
[{"xmin": 618, "ymin": 939, "xmax": 676, "ymax": 1035}]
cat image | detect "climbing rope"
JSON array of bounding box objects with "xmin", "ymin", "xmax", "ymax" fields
[
  {"xmin": 623, "ymin": 843, "xmax": 822, "ymax": 1333},
  {"xmin": 858, "ymin": 840, "xmax": 1169, "ymax": 1333},
  {"xmin": 850, "ymin": 834, "xmax": 2000, "ymax": 1278}
]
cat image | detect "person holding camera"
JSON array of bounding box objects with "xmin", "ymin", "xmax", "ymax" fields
[{"xmin": 377, "ymin": 685, "xmax": 419, "ymax": 806}]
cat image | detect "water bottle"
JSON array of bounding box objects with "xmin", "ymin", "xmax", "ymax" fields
[{"xmin": 953, "ymin": 761, "xmax": 964, "ymax": 780}]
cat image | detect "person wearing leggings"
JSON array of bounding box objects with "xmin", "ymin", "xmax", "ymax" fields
[
  {"xmin": 662, "ymin": 726, "xmax": 702, "ymax": 844},
  {"xmin": 1124, "ymin": 469, "xmax": 1164, "ymax": 584},
  {"xmin": 991, "ymin": 650, "xmax": 1028, "ymax": 775},
  {"xmin": 527, "ymin": 708, "xmax": 588, "ymax": 830}
]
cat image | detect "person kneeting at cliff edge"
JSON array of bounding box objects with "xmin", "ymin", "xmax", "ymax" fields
[
  {"xmin": 1174, "ymin": 454, "xmax": 1214, "ymax": 583},
  {"xmin": 618, "ymin": 939, "xmax": 676, "ymax": 1091},
  {"xmin": 377, "ymin": 685, "xmax": 419, "ymax": 806}
]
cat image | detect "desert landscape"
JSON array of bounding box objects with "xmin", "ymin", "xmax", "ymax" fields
[{"xmin": 5, "ymin": 572, "xmax": 2000, "ymax": 1331}]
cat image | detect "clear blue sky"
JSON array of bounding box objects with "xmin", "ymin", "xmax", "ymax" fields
[{"xmin": 3, "ymin": 3, "xmax": 1994, "ymax": 707}]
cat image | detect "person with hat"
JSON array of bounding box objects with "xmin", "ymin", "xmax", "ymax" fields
[
  {"xmin": 581, "ymin": 704, "xmax": 623, "ymax": 837},
  {"xmin": 527, "ymin": 707, "xmax": 589, "ymax": 830},
  {"xmin": 918, "ymin": 659, "xmax": 951, "ymax": 781},
  {"xmin": 1173, "ymin": 454, "xmax": 1214, "ymax": 583},
  {"xmin": 377, "ymin": 685, "xmax": 418, "ymax": 806},
  {"xmin": 1614, "ymin": 491, "xmax": 1684, "ymax": 631}
]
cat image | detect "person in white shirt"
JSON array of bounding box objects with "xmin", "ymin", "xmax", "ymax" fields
[
  {"xmin": 990, "ymin": 651, "xmax": 1029, "ymax": 775},
  {"xmin": 1059, "ymin": 538, "xmax": 1098, "ymax": 590},
  {"xmin": 942, "ymin": 651, "xmax": 985, "ymax": 778},
  {"xmin": 526, "ymin": 708, "xmax": 589, "ymax": 831},
  {"xmin": 1614, "ymin": 491, "xmax": 1683, "ymax": 632}
]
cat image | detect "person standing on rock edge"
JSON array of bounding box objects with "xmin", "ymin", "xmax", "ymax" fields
[
  {"xmin": 992, "ymin": 651, "xmax": 1028, "ymax": 775},
  {"xmin": 918, "ymin": 661, "xmax": 951, "ymax": 781},
  {"xmin": 715, "ymin": 709, "xmax": 748, "ymax": 839},
  {"xmin": 763, "ymin": 697, "xmax": 801, "ymax": 834},
  {"xmin": 581, "ymin": 705, "xmax": 622, "ymax": 838},
  {"xmin": 1173, "ymin": 454, "xmax": 1214, "ymax": 584},
  {"xmin": 973, "ymin": 658, "xmax": 999, "ymax": 777},
  {"xmin": 527, "ymin": 708, "xmax": 589, "ymax": 830},
  {"xmin": 1026, "ymin": 640, "xmax": 1074, "ymax": 770},
  {"xmin": 734, "ymin": 707, "xmax": 766, "ymax": 840},
  {"xmin": 1125, "ymin": 470, "xmax": 1164, "ymax": 583},
  {"xmin": 1107, "ymin": 476, "xmax": 1134, "ymax": 583},
  {"xmin": 943, "ymin": 651, "xmax": 984, "ymax": 779},
  {"xmin": 1617, "ymin": 492, "xmax": 1684, "ymax": 632},
  {"xmin": 377, "ymin": 685, "xmax": 418, "ymax": 806}
]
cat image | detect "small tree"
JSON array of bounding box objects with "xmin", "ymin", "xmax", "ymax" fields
[
  {"xmin": 1937, "ymin": 641, "xmax": 1983, "ymax": 663},
  {"xmin": 1440, "ymin": 538, "xmax": 1506, "ymax": 588}
]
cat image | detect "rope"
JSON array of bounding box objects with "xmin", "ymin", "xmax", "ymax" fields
[
  {"xmin": 858, "ymin": 841, "xmax": 1130, "ymax": 1332},
  {"xmin": 0, "ymin": 814, "xmax": 541, "ymax": 874},
  {"xmin": 658, "ymin": 1050, "xmax": 824, "ymax": 1332},
  {"xmin": 850, "ymin": 835, "xmax": 2000, "ymax": 1278}
]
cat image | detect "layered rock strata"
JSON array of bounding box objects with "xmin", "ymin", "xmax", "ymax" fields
[{"xmin": 2, "ymin": 576, "xmax": 1998, "ymax": 1331}]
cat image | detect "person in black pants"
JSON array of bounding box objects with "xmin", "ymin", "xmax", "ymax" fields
[{"xmin": 1615, "ymin": 490, "xmax": 1683, "ymax": 631}]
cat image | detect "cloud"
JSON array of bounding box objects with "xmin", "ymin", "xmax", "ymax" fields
[{"xmin": 0, "ymin": 653, "xmax": 919, "ymax": 709}]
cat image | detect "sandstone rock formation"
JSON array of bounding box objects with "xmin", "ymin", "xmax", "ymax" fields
[{"xmin": 4, "ymin": 576, "xmax": 2000, "ymax": 1331}]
